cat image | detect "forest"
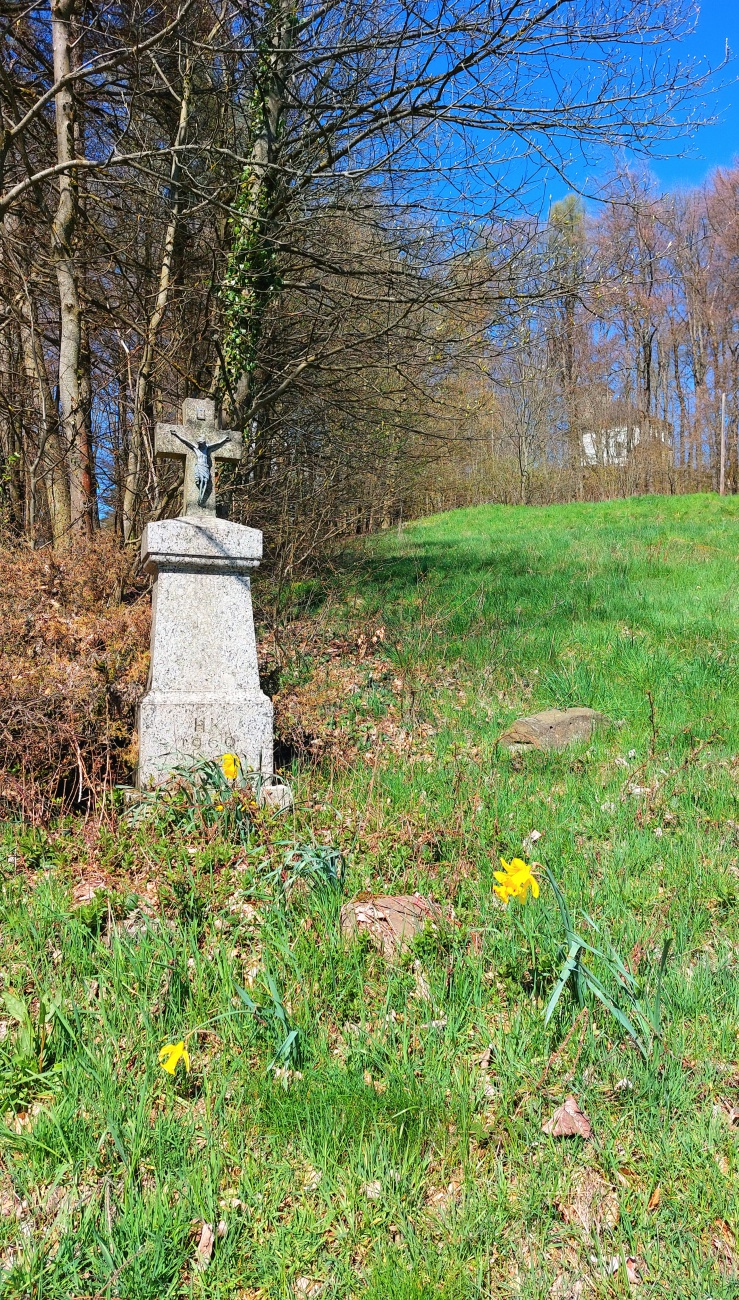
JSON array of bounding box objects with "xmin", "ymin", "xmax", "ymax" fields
[{"xmin": 0, "ymin": 0, "xmax": 734, "ymax": 575}]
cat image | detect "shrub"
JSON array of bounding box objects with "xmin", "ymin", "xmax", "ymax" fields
[{"xmin": 0, "ymin": 534, "xmax": 149, "ymax": 821}]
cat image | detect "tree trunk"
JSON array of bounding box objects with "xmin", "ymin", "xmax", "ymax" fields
[
  {"xmin": 51, "ymin": 0, "xmax": 93, "ymax": 539},
  {"xmin": 0, "ymin": 323, "xmax": 24, "ymax": 533},
  {"xmin": 226, "ymin": 0, "xmax": 296, "ymax": 417},
  {"xmin": 672, "ymin": 338, "xmax": 687, "ymax": 469},
  {"xmin": 16, "ymin": 287, "xmax": 73, "ymax": 546},
  {"xmin": 122, "ymin": 65, "xmax": 191, "ymax": 541}
]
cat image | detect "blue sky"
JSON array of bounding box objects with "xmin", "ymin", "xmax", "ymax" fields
[
  {"xmin": 539, "ymin": 0, "xmax": 739, "ymax": 207},
  {"xmin": 650, "ymin": 0, "xmax": 739, "ymax": 190}
]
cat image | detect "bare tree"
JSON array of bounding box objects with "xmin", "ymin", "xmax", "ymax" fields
[{"xmin": 0, "ymin": 0, "xmax": 711, "ymax": 555}]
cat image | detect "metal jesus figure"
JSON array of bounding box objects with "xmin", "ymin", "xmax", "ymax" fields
[
  {"xmin": 154, "ymin": 400, "xmax": 242, "ymax": 517},
  {"xmin": 170, "ymin": 430, "xmax": 233, "ymax": 507}
]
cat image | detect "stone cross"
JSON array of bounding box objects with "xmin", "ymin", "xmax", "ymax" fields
[{"xmin": 155, "ymin": 398, "xmax": 241, "ymax": 516}]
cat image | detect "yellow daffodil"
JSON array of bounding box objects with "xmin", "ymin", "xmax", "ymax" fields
[
  {"xmin": 158, "ymin": 1040, "xmax": 191, "ymax": 1075},
  {"xmin": 221, "ymin": 753, "xmax": 240, "ymax": 781},
  {"xmin": 494, "ymin": 856, "xmax": 539, "ymax": 905}
]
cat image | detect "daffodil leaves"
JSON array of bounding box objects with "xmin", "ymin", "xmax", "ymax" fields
[
  {"xmin": 544, "ymin": 940, "xmax": 583, "ymax": 1027},
  {"xmin": 539, "ymin": 865, "xmax": 671, "ymax": 1058},
  {"xmin": 2, "ymin": 990, "xmax": 34, "ymax": 1059},
  {"xmin": 269, "ymin": 1028, "xmax": 299, "ymax": 1071},
  {"xmin": 234, "ymin": 982, "xmax": 259, "ymax": 1014},
  {"xmin": 234, "ymin": 974, "xmax": 302, "ymax": 1071},
  {"xmin": 264, "ymin": 843, "xmax": 345, "ymax": 897}
]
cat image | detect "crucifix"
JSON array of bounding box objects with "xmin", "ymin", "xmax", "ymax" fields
[{"xmin": 155, "ymin": 398, "xmax": 241, "ymax": 516}]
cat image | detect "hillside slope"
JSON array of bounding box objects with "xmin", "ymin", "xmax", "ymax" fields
[{"xmin": 2, "ymin": 493, "xmax": 739, "ymax": 1298}]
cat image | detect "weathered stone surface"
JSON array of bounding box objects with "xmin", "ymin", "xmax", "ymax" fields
[
  {"xmin": 137, "ymin": 515, "xmax": 273, "ymax": 788},
  {"xmin": 258, "ymin": 776, "xmax": 294, "ymax": 812},
  {"xmin": 498, "ymin": 707, "xmax": 609, "ymax": 752},
  {"xmin": 340, "ymin": 894, "xmax": 442, "ymax": 958},
  {"xmin": 142, "ymin": 516, "xmax": 262, "ymax": 573}
]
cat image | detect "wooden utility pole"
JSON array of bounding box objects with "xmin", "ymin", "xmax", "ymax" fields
[{"xmin": 719, "ymin": 392, "xmax": 726, "ymax": 496}]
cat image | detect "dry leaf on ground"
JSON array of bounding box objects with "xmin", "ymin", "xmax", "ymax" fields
[
  {"xmin": 412, "ymin": 959, "xmax": 432, "ymax": 1001},
  {"xmin": 625, "ymin": 1258, "xmax": 641, "ymax": 1284},
  {"xmin": 549, "ymin": 1277, "xmax": 588, "ymax": 1299},
  {"xmin": 421, "ymin": 1016, "xmax": 447, "ymax": 1030},
  {"xmin": 542, "ymin": 1095, "xmax": 593, "ymax": 1139},
  {"xmin": 340, "ymin": 894, "xmax": 442, "ymax": 957},
  {"xmin": 714, "ymin": 1101, "xmax": 739, "ymax": 1126},
  {"xmin": 474, "ymin": 1043, "xmax": 497, "ymax": 1097},
  {"xmin": 0, "ymin": 1174, "xmax": 19, "ymax": 1219},
  {"xmin": 593, "ymin": 1254, "xmax": 641, "ymax": 1283},
  {"xmin": 0, "ymin": 1245, "xmax": 22, "ymax": 1273},
  {"xmin": 361, "ymin": 1180, "xmax": 382, "ymax": 1200},
  {"xmin": 558, "ymin": 1167, "xmax": 619, "ymax": 1234},
  {"xmin": 72, "ymin": 875, "xmax": 107, "ymax": 907},
  {"xmin": 647, "ymin": 1185, "xmax": 661, "ymax": 1211},
  {"xmin": 301, "ymin": 1166, "xmax": 322, "ymax": 1192},
  {"xmin": 294, "ymin": 1278, "xmax": 324, "ymax": 1297},
  {"xmin": 363, "ymin": 1070, "xmax": 387, "ymax": 1094},
  {"xmin": 712, "ymin": 1220, "xmax": 737, "ymax": 1274},
  {"xmin": 712, "ymin": 1236, "xmax": 735, "ymax": 1273},
  {"xmin": 425, "ymin": 1177, "xmax": 462, "ymax": 1212},
  {"xmin": 194, "ymin": 1221, "xmax": 215, "ymax": 1271}
]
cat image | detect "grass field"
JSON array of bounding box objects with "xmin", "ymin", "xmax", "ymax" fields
[{"xmin": 2, "ymin": 492, "xmax": 739, "ymax": 1298}]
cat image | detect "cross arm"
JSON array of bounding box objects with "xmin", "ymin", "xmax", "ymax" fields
[
  {"xmin": 155, "ymin": 423, "xmax": 190, "ymax": 461},
  {"xmin": 208, "ymin": 430, "xmax": 242, "ymax": 463}
]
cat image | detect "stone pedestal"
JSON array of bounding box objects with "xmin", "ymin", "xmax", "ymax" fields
[{"xmin": 137, "ymin": 516, "xmax": 273, "ymax": 788}]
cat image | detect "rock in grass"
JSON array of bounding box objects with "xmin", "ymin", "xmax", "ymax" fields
[
  {"xmin": 340, "ymin": 894, "xmax": 442, "ymax": 958},
  {"xmin": 498, "ymin": 707, "xmax": 609, "ymax": 752},
  {"xmin": 258, "ymin": 775, "xmax": 294, "ymax": 811}
]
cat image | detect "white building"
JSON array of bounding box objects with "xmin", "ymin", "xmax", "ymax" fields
[{"xmin": 581, "ymin": 424, "xmax": 641, "ymax": 467}]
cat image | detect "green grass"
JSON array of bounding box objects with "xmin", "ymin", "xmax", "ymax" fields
[{"xmin": 3, "ymin": 492, "xmax": 739, "ymax": 1298}]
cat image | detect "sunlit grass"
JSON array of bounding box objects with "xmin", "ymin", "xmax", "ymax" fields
[{"xmin": 2, "ymin": 493, "xmax": 739, "ymax": 1297}]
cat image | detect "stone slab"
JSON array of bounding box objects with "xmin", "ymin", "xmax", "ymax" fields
[
  {"xmin": 142, "ymin": 517, "xmax": 262, "ymax": 573},
  {"xmin": 138, "ymin": 692, "xmax": 273, "ymax": 785},
  {"xmin": 137, "ymin": 515, "xmax": 274, "ymax": 788},
  {"xmin": 339, "ymin": 894, "xmax": 443, "ymax": 958},
  {"xmin": 497, "ymin": 707, "xmax": 609, "ymax": 752},
  {"xmin": 258, "ymin": 776, "xmax": 294, "ymax": 812},
  {"xmin": 147, "ymin": 568, "xmax": 263, "ymax": 696}
]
